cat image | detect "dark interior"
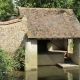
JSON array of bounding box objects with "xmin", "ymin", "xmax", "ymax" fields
[
  {"xmin": 38, "ymin": 40, "xmax": 49, "ymax": 53},
  {"xmin": 38, "ymin": 39, "xmax": 68, "ymax": 53}
]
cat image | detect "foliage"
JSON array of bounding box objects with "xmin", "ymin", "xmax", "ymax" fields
[
  {"xmin": 14, "ymin": 47, "xmax": 25, "ymax": 70},
  {"xmin": 0, "ymin": 47, "xmax": 25, "ymax": 72},
  {"xmin": 0, "ymin": 72, "xmax": 25, "ymax": 80},
  {"xmin": 0, "ymin": 48, "xmax": 14, "ymax": 72},
  {"xmin": 15, "ymin": 0, "xmax": 74, "ymax": 8},
  {"xmin": 73, "ymin": 0, "xmax": 80, "ymax": 21},
  {"xmin": 15, "ymin": 0, "xmax": 80, "ymax": 21},
  {"xmin": 70, "ymin": 39, "xmax": 74, "ymax": 48},
  {"xmin": 0, "ymin": 0, "xmax": 15, "ymax": 21}
]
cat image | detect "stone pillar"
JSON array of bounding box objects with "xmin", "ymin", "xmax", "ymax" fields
[
  {"xmin": 25, "ymin": 39, "xmax": 37, "ymax": 71},
  {"xmin": 67, "ymin": 72, "xmax": 73, "ymax": 80},
  {"xmin": 71, "ymin": 39, "xmax": 80, "ymax": 65}
]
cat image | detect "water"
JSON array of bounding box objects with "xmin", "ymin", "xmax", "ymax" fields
[
  {"xmin": 0, "ymin": 66, "xmax": 79, "ymax": 80},
  {"xmin": 38, "ymin": 66, "xmax": 79, "ymax": 80}
]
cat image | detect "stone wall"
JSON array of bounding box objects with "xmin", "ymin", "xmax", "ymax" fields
[
  {"xmin": 47, "ymin": 39, "xmax": 68, "ymax": 51},
  {"xmin": 0, "ymin": 17, "xmax": 28, "ymax": 55}
]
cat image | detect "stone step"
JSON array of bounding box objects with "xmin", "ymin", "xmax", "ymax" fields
[{"xmin": 57, "ymin": 63, "xmax": 79, "ymax": 69}]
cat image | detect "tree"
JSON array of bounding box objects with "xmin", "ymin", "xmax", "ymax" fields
[
  {"xmin": 73, "ymin": 0, "xmax": 80, "ymax": 21},
  {"xmin": 15, "ymin": 0, "xmax": 74, "ymax": 8},
  {"xmin": 0, "ymin": 0, "xmax": 15, "ymax": 21},
  {"xmin": 15, "ymin": 0, "xmax": 80, "ymax": 21}
]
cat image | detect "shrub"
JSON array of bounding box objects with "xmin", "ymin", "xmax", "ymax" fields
[
  {"xmin": 0, "ymin": 48, "xmax": 14, "ymax": 72},
  {"xmin": 14, "ymin": 47, "xmax": 25, "ymax": 70},
  {"xmin": 0, "ymin": 47, "xmax": 25, "ymax": 72}
]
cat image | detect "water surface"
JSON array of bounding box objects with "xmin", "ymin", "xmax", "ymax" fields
[{"xmin": 0, "ymin": 66, "xmax": 79, "ymax": 80}]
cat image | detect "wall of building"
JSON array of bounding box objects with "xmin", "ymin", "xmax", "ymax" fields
[
  {"xmin": 0, "ymin": 17, "xmax": 28, "ymax": 55},
  {"xmin": 38, "ymin": 39, "xmax": 65, "ymax": 66},
  {"xmin": 47, "ymin": 39, "xmax": 68, "ymax": 51}
]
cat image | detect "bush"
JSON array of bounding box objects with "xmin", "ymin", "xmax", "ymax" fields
[
  {"xmin": 0, "ymin": 47, "xmax": 25, "ymax": 72},
  {"xmin": 14, "ymin": 47, "xmax": 25, "ymax": 70},
  {"xmin": 0, "ymin": 48, "xmax": 14, "ymax": 72}
]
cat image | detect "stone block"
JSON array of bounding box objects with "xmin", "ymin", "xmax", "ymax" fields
[
  {"xmin": 38, "ymin": 52, "xmax": 64, "ymax": 65},
  {"xmin": 71, "ymin": 54, "xmax": 79, "ymax": 65}
]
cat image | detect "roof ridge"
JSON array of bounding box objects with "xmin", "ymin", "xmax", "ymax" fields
[{"xmin": 0, "ymin": 19, "xmax": 21, "ymax": 25}]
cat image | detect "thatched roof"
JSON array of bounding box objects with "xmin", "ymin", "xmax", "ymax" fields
[{"xmin": 19, "ymin": 7, "xmax": 80, "ymax": 39}]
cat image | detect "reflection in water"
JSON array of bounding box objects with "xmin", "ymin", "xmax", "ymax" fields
[
  {"xmin": 0, "ymin": 66, "xmax": 79, "ymax": 80},
  {"xmin": 25, "ymin": 71, "xmax": 37, "ymax": 80},
  {"xmin": 38, "ymin": 66, "xmax": 79, "ymax": 80},
  {"xmin": 0, "ymin": 71, "xmax": 25, "ymax": 80},
  {"xmin": 67, "ymin": 72, "xmax": 73, "ymax": 80}
]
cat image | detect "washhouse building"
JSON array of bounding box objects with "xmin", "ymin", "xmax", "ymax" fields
[{"xmin": 0, "ymin": 7, "xmax": 80, "ymax": 71}]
